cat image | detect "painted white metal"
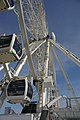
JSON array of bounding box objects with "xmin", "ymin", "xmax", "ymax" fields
[
  {"xmin": 42, "ymin": 41, "xmax": 50, "ymax": 106},
  {"xmin": 14, "ymin": 40, "xmax": 46, "ymax": 76},
  {"xmin": 50, "ymin": 35, "xmax": 80, "ymax": 67},
  {"xmin": 30, "ymin": 40, "xmax": 46, "ymax": 55},
  {"xmin": 0, "ymin": 88, "xmax": 6, "ymax": 108},
  {"xmin": 22, "ymin": 0, "xmax": 48, "ymax": 40},
  {"xmin": 0, "ymin": 0, "xmax": 14, "ymax": 11},
  {"xmin": 43, "ymin": 76, "xmax": 53, "ymax": 88},
  {"xmin": 3, "ymin": 63, "xmax": 12, "ymax": 79},
  {"xmin": 0, "ymin": 1, "xmax": 80, "ymax": 119},
  {"xmin": 6, "ymin": 77, "xmax": 32, "ymax": 104},
  {"xmin": 51, "ymin": 46, "xmax": 79, "ymax": 108},
  {"xmin": 52, "ymin": 32, "xmax": 56, "ymax": 42},
  {"xmin": 32, "ymin": 41, "xmax": 47, "ymax": 109},
  {"xmin": 0, "ymin": 63, "xmax": 12, "ymax": 108},
  {"xmin": 0, "ymin": 34, "xmax": 22, "ymax": 63},
  {"xmin": 0, "ymin": 39, "xmax": 46, "ymax": 108},
  {"xmin": 16, "ymin": 0, "xmax": 37, "ymax": 79},
  {"xmin": 49, "ymin": 49, "xmax": 59, "ymax": 107},
  {"xmin": 45, "ymin": 95, "xmax": 65, "ymax": 108}
]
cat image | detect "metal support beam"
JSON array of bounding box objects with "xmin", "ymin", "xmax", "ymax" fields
[
  {"xmin": 46, "ymin": 95, "xmax": 64, "ymax": 108},
  {"xmin": 50, "ymin": 37, "xmax": 80, "ymax": 67},
  {"xmin": 16, "ymin": 0, "xmax": 36, "ymax": 79},
  {"xmin": 51, "ymin": 46, "xmax": 80, "ymax": 108},
  {"xmin": 0, "ymin": 63, "xmax": 12, "ymax": 108},
  {"xmin": 0, "ymin": 40, "xmax": 46, "ymax": 108},
  {"xmin": 0, "ymin": 39, "xmax": 46, "ymax": 108},
  {"xmin": 42, "ymin": 40, "xmax": 50, "ymax": 106},
  {"xmin": 14, "ymin": 40, "xmax": 46, "ymax": 76},
  {"xmin": 0, "ymin": 88, "xmax": 6, "ymax": 108},
  {"xmin": 3, "ymin": 63, "xmax": 12, "ymax": 79},
  {"xmin": 49, "ymin": 48, "xmax": 59, "ymax": 107}
]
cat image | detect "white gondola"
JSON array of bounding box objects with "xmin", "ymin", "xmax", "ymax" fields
[
  {"xmin": 6, "ymin": 77, "xmax": 33, "ymax": 104},
  {"xmin": 0, "ymin": 0, "xmax": 14, "ymax": 11},
  {"xmin": 0, "ymin": 34, "xmax": 22, "ymax": 63}
]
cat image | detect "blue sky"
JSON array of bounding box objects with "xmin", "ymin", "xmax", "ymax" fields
[
  {"xmin": 0, "ymin": 0, "xmax": 80, "ymax": 113},
  {"xmin": 44, "ymin": 0, "xmax": 80, "ymax": 96}
]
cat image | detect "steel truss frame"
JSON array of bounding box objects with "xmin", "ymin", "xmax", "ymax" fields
[{"xmin": 0, "ymin": 0, "xmax": 80, "ymax": 111}]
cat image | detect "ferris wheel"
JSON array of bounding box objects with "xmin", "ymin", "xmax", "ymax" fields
[{"xmin": 0, "ymin": 0, "xmax": 80, "ymax": 114}]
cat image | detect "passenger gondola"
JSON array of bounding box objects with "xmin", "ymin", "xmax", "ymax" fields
[
  {"xmin": 0, "ymin": 34, "xmax": 22, "ymax": 63},
  {"xmin": 0, "ymin": 0, "xmax": 14, "ymax": 11},
  {"xmin": 6, "ymin": 77, "xmax": 33, "ymax": 104}
]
